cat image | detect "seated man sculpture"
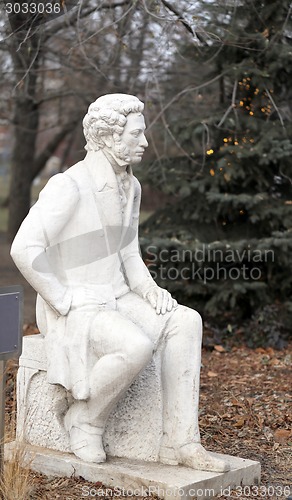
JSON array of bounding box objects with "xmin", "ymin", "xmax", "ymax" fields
[{"xmin": 11, "ymin": 93, "xmax": 229, "ymax": 472}]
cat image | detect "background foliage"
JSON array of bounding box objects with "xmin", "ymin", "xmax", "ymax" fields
[{"xmin": 136, "ymin": 0, "xmax": 292, "ymax": 346}]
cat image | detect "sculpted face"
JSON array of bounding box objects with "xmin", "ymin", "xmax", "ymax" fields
[{"xmin": 114, "ymin": 113, "xmax": 148, "ymax": 165}]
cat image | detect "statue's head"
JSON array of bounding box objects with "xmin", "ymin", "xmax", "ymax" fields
[{"xmin": 83, "ymin": 93, "xmax": 148, "ymax": 165}]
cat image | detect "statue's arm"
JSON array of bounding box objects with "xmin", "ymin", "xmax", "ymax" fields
[
  {"xmin": 10, "ymin": 173, "xmax": 80, "ymax": 316},
  {"xmin": 121, "ymin": 177, "xmax": 159, "ymax": 296},
  {"xmin": 121, "ymin": 177, "xmax": 177, "ymax": 314}
]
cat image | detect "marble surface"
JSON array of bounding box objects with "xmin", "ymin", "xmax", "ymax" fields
[{"xmin": 5, "ymin": 442, "xmax": 261, "ymax": 500}]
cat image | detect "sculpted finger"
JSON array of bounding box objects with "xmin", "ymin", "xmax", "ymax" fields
[
  {"xmin": 156, "ymin": 289, "xmax": 163, "ymax": 314},
  {"xmin": 167, "ymin": 293, "xmax": 174, "ymax": 311},
  {"xmin": 161, "ymin": 290, "xmax": 169, "ymax": 315},
  {"xmin": 172, "ymin": 298, "xmax": 178, "ymax": 308},
  {"xmin": 147, "ymin": 291, "xmax": 157, "ymax": 309}
]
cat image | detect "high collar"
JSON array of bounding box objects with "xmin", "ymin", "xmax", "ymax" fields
[
  {"xmin": 84, "ymin": 150, "xmax": 133, "ymax": 192},
  {"xmin": 102, "ymin": 149, "xmax": 131, "ymax": 176}
]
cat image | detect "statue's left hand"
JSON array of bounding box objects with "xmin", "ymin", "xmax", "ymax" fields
[{"xmin": 146, "ymin": 287, "xmax": 177, "ymax": 315}]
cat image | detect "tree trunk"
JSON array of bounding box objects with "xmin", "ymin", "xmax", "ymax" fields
[
  {"xmin": 8, "ymin": 95, "xmax": 39, "ymax": 241},
  {"xmin": 7, "ymin": 15, "xmax": 40, "ymax": 242}
]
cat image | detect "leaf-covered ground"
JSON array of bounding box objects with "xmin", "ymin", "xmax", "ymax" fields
[
  {"xmin": 200, "ymin": 344, "xmax": 291, "ymax": 497},
  {"xmin": 4, "ymin": 341, "xmax": 291, "ymax": 500}
]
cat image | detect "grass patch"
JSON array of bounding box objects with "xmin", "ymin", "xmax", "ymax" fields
[
  {"xmin": 1, "ymin": 363, "xmax": 34, "ymax": 500},
  {"xmin": 1, "ymin": 444, "xmax": 34, "ymax": 500}
]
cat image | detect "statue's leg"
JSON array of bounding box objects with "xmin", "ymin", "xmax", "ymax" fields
[
  {"xmin": 64, "ymin": 310, "xmax": 153, "ymax": 463},
  {"xmin": 161, "ymin": 306, "xmax": 202, "ymax": 447},
  {"xmin": 159, "ymin": 305, "xmax": 230, "ymax": 472},
  {"xmin": 88, "ymin": 310, "xmax": 154, "ymax": 423},
  {"xmin": 111, "ymin": 293, "xmax": 230, "ymax": 471}
]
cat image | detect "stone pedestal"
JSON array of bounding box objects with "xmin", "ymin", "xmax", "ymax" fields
[
  {"xmin": 17, "ymin": 334, "xmax": 163, "ymax": 461},
  {"xmin": 5, "ymin": 443, "xmax": 261, "ymax": 500},
  {"xmin": 12, "ymin": 334, "xmax": 261, "ymax": 499}
]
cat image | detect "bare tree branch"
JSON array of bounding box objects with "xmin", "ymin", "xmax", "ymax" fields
[
  {"xmin": 160, "ymin": 0, "xmax": 193, "ymax": 35},
  {"xmin": 97, "ymin": 0, "xmax": 133, "ymax": 8},
  {"xmin": 217, "ymin": 78, "xmax": 238, "ymax": 128},
  {"xmin": 44, "ymin": 0, "xmax": 132, "ymax": 40},
  {"xmin": 31, "ymin": 115, "xmax": 81, "ymax": 180},
  {"xmin": 44, "ymin": 3, "xmax": 98, "ymax": 40},
  {"xmin": 73, "ymin": 1, "xmax": 135, "ymax": 50},
  {"xmin": 153, "ymin": 73, "xmax": 199, "ymax": 166},
  {"xmin": 12, "ymin": 36, "xmax": 42, "ymax": 95},
  {"xmin": 160, "ymin": 0, "xmax": 206, "ymax": 43},
  {"xmin": 265, "ymin": 87, "xmax": 285, "ymax": 127},
  {"xmin": 36, "ymin": 90, "xmax": 83, "ymax": 106},
  {"xmin": 147, "ymin": 70, "xmax": 230, "ymax": 131}
]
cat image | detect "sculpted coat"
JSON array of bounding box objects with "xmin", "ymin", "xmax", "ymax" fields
[{"xmin": 11, "ymin": 149, "xmax": 155, "ymax": 400}]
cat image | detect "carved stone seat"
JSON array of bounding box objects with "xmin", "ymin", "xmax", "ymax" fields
[{"xmin": 17, "ymin": 334, "xmax": 163, "ymax": 462}]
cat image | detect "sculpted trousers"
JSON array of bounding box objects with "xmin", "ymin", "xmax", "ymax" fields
[{"xmin": 66, "ymin": 291, "xmax": 202, "ymax": 448}]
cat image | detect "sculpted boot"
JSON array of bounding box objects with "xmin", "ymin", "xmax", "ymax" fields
[
  {"xmin": 67, "ymin": 423, "xmax": 106, "ymax": 463},
  {"xmin": 64, "ymin": 403, "xmax": 106, "ymax": 463},
  {"xmin": 159, "ymin": 442, "xmax": 230, "ymax": 472}
]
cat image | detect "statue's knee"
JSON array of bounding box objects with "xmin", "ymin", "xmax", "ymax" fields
[
  {"xmin": 124, "ymin": 336, "xmax": 153, "ymax": 370},
  {"xmin": 188, "ymin": 309, "xmax": 202, "ymax": 340},
  {"xmin": 174, "ymin": 306, "xmax": 202, "ymax": 341},
  {"xmin": 190, "ymin": 309, "xmax": 202, "ymax": 328}
]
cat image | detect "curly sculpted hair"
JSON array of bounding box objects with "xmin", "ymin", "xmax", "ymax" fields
[{"xmin": 83, "ymin": 93, "xmax": 144, "ymax": 152}]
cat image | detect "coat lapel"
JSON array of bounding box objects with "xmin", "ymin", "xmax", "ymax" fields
[
  {"xmin": 84, "ymin": 150, "xmax": 123, "ymax": 230},
  {"xmin": 83, "ymin": 150, "xmax": 139, "ymax": 256}
]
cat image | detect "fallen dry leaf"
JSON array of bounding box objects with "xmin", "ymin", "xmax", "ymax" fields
[
  {"xmin": 269, "ymin": 357, "xmax": 280, "ymax": 366},
  {"xmin": 231, "ymin": 398, "xmax": 244, "ymax": 407},
  {"xmin": 214, "ymin": 345, "xmax": 226, "ymax": 353},
  {"xmin": 255, "ymin": 347, "xmax": 267, "ymax": 353},
  {"xmin": 207, "ymin": 371, "xmax": 218, "ymax": 377},
  {"xmin": 274, "ymin": 428, "xmax": 292, "ymax": 444},
  {"xmin": 23, "ymin": 324, "xmax": 40, "ymax": 336},
  {"xmin": 233, "ymin": 416, "xmax": 245, "ymax": 428}
]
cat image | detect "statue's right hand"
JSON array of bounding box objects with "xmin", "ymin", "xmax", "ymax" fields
[
  {"xmin": 70, "ymin": 288, "xmax": 104, "ymax": 311},
  {"xmin": 145, "ymin": 286, "xmax": 177, "ymax": 315},
  {"xmin": 69, "ymin": 286, "xmax": 116, "ymax": 312}
]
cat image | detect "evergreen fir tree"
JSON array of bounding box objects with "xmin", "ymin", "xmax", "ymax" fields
[{"xmin": 138, "ymin": 0, "xmax": 292, "ymax": 343}]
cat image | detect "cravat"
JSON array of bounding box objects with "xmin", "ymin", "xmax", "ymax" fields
[{"xmin": 116, "ymin": 171, "xmax": 130, "ymax": 211}]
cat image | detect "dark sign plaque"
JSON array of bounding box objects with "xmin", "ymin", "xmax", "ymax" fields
[
  {"xmin": 0, "ymin": 285, "xmax": 23, "ymax": 360},
  {"xmin": 0, "ymin": 285, "xmax": 23, "ymax": 479}
]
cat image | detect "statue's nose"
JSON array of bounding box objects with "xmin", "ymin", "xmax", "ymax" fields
[{"xmin": 140, "ymin": 135, "xmax": 148, "ymax": 148}]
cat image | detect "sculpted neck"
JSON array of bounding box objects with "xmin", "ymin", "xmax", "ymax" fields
[
  {"xmin": 84, "ymin": 150, "xmax": 132, "ymax": 186},
  {"xmin": 102, "ymin": 149, "xmax": 130, "ymax": 176}
]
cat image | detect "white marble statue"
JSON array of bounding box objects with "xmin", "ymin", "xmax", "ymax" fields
[{"xmin": 11, "ymin": 94, "xmax": 229, "ymax": 472}]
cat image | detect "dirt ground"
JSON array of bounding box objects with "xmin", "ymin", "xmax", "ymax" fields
[{"xmin": 1, "ymin": 231, "xmax": 291, "ymax": 499}]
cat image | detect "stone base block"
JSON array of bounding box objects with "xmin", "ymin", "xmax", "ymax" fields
[
  {"xmin": 17, "ymin": 335, "xmax": 163, "ymax": 461},
  {"xmin": 5, "ymin": 442, "xmax": 260, "ymax": 500}
]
